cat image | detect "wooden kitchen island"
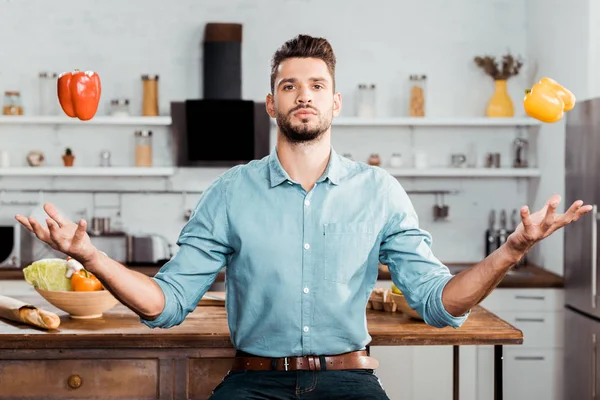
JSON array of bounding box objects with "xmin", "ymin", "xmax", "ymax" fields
[{"xmin": 0, "ymin": 285, "xmax": 522, "ymax": 400}]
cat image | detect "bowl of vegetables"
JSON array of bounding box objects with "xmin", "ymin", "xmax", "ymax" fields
[{"xmin": 23, "ymin": 257, "xmax": 119, "ymax": 319}]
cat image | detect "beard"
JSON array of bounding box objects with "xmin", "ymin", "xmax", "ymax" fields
[{"xmin": 275, "ymin": 104, "xmax": 332, "ymax": 144}]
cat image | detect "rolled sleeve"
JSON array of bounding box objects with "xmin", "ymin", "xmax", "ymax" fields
[
  {"xmin": 141, "ymin": 176, "xmax": 234, "ymax": 329},
  {"xmin": 379, "ymin": 175, "xmax": 469, "ymax": 329}
]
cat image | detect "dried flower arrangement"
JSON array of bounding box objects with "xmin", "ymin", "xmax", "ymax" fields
[{"xmin": 474, "ymin": 52, "xmax": 524, "ymax": 80}]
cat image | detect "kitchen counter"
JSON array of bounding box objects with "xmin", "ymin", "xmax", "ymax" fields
[
  {"xmin": 0, "ymin": 281, "xmax": 521, "ymax": 400},
  {"xmin": 378, "ymin": 262, "xmax": 564, "ymax": 288},
  {"xmin": 0, "ymin": 262, "xmax": 561, "ymax": 289}
]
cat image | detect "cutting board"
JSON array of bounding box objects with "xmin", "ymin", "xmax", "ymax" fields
[{"xmin": 198, "ymin": 291, "xmax": 225, "ymax": 306}]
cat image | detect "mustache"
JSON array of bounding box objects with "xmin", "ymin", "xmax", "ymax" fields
[{"xmin": 289, "ymin": 105, "xmax": 318, "ymax": 114}]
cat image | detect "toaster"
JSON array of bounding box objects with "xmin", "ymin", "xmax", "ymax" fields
[{"xmin": 126, "ymin": 234, "xmax": 173, "ymax": 265}]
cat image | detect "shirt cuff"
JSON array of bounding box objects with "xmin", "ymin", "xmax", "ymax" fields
[
  {"xmin": 140, "ymin": 277, "xmax": 175, "ymax": 329},
  {"xmin": 427, "ymin": 275, "xmax": 470, "ymax": 329}
]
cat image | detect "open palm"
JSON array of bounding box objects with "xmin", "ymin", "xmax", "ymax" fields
[
  {"xmin": 15, "ymin": 203, "xmax": 97, "ymax": 264},
  {"xmin": 507, "ymin": 194, "xmax": 593, "ymax": 253}
]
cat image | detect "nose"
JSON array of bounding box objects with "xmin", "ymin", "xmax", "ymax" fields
[{"xmin": 296, "ymin": 86, "xmax": 312, "ymax": 104}]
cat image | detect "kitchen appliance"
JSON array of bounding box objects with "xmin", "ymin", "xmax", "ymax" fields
[
  {"xmin": 0, "ymin": 220, "xmax": 66, "ymax": 268},
  {"xmin": 564, "ymin": 97, "xmax": 600, "ymax": 398},
  {"xmin": 0, "ymin": 221, "xmax": 22, "ymax": 268},
  {"xmin": 203, "ymin": 23, "xmax": 242, "ymax": 100},
  {"xmin": 170, "ymin": 99, "xmax": 270, "ymax": 167},
  {"xmin": 126, "ymin": 234, "xmax": 172, "ymax": 265}
]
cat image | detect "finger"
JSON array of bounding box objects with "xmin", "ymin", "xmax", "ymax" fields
[
  {"xmin": 542, "ymin": 197, "xmax": 560, "ymax": 229},
  {"xmin": 43, "ymin": 203, "xmax": 71, "ymax": 228},
  {"xmin": 46, "ymin": 218, "xmax": 61, "ymax": 247},
  {"xmin": 520, "ymin": 206, "xmax": 532, "ymax": 227},
  {"xmin": 564, "ymin": 200, "xmax": 584, "ymax": 222},
  {"xmin": 72, "ymin": 219, "xmax": 88, "ymax": 243},
  {"xmin": 15, "ymin": 214, "xmax": 34, "ymax": 232},
  {"xmin": 575, "ymin": 204, "xmax": 594, "ymax": 220},
  {"xmin": 28, "ymin": 217, "xmax": 50, "ymax": 242}
]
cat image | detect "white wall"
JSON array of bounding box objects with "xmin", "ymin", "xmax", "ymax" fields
[
  {"xmin": 0, "ymin": 0, "xmax": 551, "ymax": 269},
  {"xmin": 524, "ymin": 0, "xmax": 597, "ymax": 274}
]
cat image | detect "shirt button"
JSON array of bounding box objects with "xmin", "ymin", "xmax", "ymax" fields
[
  {"xmin": 303, "ymin": 287, "xmax": 309, "ymax": 294},
  {"xmin": 288, "ymin": 181, "xmax": 293, "ymax": 185},
  {"xmin": 303, "ymin": 326, "xmax": 309, "ymax": 332},
  {"xmin": 304, "ymin": 200, "xmax": 310, "ymax": 206},
  {"xmin": 304, "ymin": 243, "xmax": 310, "ymax": 250}
]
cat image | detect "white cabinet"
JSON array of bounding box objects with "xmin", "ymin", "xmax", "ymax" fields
[
  {"xmin": 477, "ymin": 288, "xmax": 564, "ymax": 400},
  {"xmin": 371, "ymin": 283, "xmax": 564, "ymax": 400}
]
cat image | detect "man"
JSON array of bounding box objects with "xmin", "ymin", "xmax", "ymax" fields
[{"xmin": 16, "ymin": 34, "xmax": 591, "ymax": 400}]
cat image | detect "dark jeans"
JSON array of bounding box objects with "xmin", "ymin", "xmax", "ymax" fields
[{"xmin": 209, "ymin": 369, "xmax": 391, "ymax": 400}]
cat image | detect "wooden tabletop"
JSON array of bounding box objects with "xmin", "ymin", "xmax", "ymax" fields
[
  {"xmin": 377, "ymin": 262, "xmax": 564, "ymax": 288},
  {"xmin": 0, "ymin": 285, "xmax": 523, "ymax": 350}
]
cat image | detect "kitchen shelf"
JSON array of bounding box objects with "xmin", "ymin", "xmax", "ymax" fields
[
  {"xmin": 0, "ymin": 167, "xmax": 175, "ymax": 177},
  {"xmin": 0, "ymin": 116, "xmax": 172, "ymax": 126},
  {"xmin": 331, "ymin": 117, "xmax": 541, "ymax": 127},
  {"xmin": 269, "ymin": 116, "xmax": 541, "ymax": 127},
  {"xmin": 385, "ymin": 168, "xmax": 541, "ymax": 178}
]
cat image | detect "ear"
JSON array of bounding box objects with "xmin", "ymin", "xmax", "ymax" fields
[
  {"xmin": 333, "ymin": 92, "xmax": 342, "ymax": 117},
  {"xmin": 266, "ymin": 93, "xmax": 276, "ymax": 118}
]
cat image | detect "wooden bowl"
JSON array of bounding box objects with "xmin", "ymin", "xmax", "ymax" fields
[
  {"xmin": 390, "ymin": 293, "xmax": 423, "ymax": 320},
  {"xmin": 35, "ymin": 288, "xmax": 120, "ymax": 319}
]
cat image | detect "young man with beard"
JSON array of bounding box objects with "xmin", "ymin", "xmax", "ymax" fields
[{"xmin": 15, "ymin": 34, "xmax": 591, "ymax": 399}]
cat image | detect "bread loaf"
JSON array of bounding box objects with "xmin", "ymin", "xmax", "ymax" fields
[{"xmin": 18, "ymin": 307, "xmax": 60, "ymax": 329}]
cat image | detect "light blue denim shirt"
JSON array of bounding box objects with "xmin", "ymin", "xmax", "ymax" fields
[{"xmin": 141, "ymin": 146, "xmax": 468, "ymax": 357}]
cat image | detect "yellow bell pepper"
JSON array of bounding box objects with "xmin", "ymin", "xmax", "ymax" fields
[{"xmin": 523, "ymin": 77, "xmax": 576, "ymax": 123}]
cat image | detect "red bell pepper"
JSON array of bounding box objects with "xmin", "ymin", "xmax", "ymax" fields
[{"xmin": 57, "ymin": 69, "xmax": 101, "ymax": 121}]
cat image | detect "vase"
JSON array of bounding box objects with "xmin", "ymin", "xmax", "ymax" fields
[{"xmin": 486, "ymin": 79, "xmax": 514, "ymax": 117}]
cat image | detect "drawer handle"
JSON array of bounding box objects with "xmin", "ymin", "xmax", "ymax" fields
[
  {"xmin": 67, "ymin": 375, "xmax": 82, "ymax": 389},
  {"xmin": 515, "ymin": 318, "xmax": 545, "ymax": 323},
  {"xmin": 515, "ymin": 295, "xmax": 545, "ymax": 300},
  {"xmin": 514, "ymin": 356, "xmax": 545, "ymax": 361}
]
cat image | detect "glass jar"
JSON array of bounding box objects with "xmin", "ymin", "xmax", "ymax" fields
[
  {"xmin": 39, "ymin": 72, "xmax": 59, "ymax": 115},
  {"xmin": 142, "ymin": 75, "xmax": 159, "ymax": 116},
  {"xmin": 408, "ymin": 75, "xmax": 427, "ymax": 117},
  {"xmin": 110, "ymin": 98, "xmax": 130, "ymax": 117},
  {"xmin": 390, "ymin": 153, "xmax": 403, "ymax": 168},
  {"xmin": 356, "ymin": 83, "xmax": 376, "ymax": 118},
  {"xmin": 134, "ymin": 130, "xmax": 153, "ymax": 167},
  {"xmin": 3, "ymin": 91, "xmax": 23, "ymax": 115}
]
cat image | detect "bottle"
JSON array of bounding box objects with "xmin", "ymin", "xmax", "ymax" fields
[
  {"xmin": 142, "ymin": 75, "xmax": 159, "ymax": 116},
  {"xmin": 134, "ymin": 130, "xmax": 153, "ymax": 167},
  {"xmin": 408, "ymin": 75, "xmax": 427, "ymax": 117},
  {"xmin": 3, "ymin": 91, "xmax": 23, "ymax": 115}
]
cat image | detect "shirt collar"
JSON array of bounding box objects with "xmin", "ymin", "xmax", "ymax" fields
[{"xmin": 268, "ymin": 146, "xmax": 342, "ymax": 188}]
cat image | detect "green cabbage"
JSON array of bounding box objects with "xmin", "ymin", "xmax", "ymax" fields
[{"xmin": 23, "ymin": 258, "xmax": 72, "ymax": 291}]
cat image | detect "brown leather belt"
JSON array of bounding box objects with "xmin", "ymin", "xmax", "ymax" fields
[{"xmin": 231, "ymin": 350, "xmax": 379, "ymax": 371}]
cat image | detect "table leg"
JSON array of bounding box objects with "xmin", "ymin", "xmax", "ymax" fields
[
  {"xmin": 453, "ymin": 345, "xmax": 459, "ymax": 400},
  {"xmin": 494, "ymin": 345, "xmax": 503, "ymax": 400}
]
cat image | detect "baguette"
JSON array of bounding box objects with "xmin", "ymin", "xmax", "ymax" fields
[{"xmin": 18, "ymin": 307, "xmax": 60, "ymax": 329}]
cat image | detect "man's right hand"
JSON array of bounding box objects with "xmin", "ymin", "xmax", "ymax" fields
[{"xmin": 15, "ymin": 203, "xmax": 99, "ymax": 265}]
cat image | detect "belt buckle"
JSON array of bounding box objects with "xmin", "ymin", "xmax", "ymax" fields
[{"xmin": 283, "ymin": 357, "xmax": 289, "ymax": 371}]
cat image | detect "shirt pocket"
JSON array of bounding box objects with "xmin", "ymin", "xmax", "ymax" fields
[{"xmin": 323, "ymin": 222, "xmax": 374, "ymax": 284}]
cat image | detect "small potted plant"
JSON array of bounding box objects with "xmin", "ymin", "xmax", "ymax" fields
[{"xmin": 62, "ymin": 147, "xmax": 75, "ymax": 167}]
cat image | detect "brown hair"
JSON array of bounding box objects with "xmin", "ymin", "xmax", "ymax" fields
[{"xmin": 270, "ymin": 34, "xmax": 337, "ymax": 94}]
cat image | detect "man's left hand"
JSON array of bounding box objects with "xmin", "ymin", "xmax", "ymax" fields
[{"xmin": 506, "ymin": 194, "xmax": 593, "ymax": 257}]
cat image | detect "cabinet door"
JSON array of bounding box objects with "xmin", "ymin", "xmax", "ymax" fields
[
  {"xmin": 565, "ymin": 307, "xmax": 596, "ymax": 400},
  {"xmin": 504, "ymin": 348, "xmax": 563, "ymax": 400}
]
